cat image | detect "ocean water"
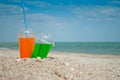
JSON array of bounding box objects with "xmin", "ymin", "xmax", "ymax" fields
[{"xmin": 0, "ymin": 42, "xmax": 120, "ymax": 55}]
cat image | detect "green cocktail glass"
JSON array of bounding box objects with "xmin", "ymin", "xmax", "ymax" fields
[{"xmin": 31, "ymin": 43, "xmax": 53, "ymax": 59}]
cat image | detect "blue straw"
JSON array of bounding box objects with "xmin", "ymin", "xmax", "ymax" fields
[{"xmin": 21, "ymin": 4, "xmax": 28, "ymax": 37}]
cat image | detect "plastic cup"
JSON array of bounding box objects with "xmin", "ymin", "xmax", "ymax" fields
[
  {"xmin": 18, "ymin": 29, "xmax": 35, "ymax": 58},
  {"xmin": 31, "ymin": 33, "xmax": 55, "ymax": 59}
]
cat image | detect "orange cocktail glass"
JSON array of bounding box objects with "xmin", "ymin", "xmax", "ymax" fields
[
  {"xmin": 18, "ymin": 29, "xmax": 35, "ymax": 58},
  {"xmin": 19, "ymin": 38, "xmax": 34, "ymax": 58}
]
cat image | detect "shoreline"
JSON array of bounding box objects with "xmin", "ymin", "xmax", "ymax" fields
[{"xmin": 0, "ymin": 48, "xmax": 120, "ymax": 59}]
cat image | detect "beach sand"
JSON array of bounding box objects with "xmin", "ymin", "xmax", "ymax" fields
[{"xmin": 0, "ymin": 49, "xmax": 120, "ymax": 80}]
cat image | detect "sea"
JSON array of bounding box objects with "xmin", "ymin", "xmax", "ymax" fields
[{"xmin": 0, "ymin": 42, "xmax": 120, "ymax": 55}]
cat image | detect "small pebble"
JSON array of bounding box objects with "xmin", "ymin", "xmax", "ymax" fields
[
  {"xmin": 24, "ymin": 58, "xmax": 27, "ymax": 61},
  {"xmin": 88, "ymin": 73, "xmax": 92, "ymax": 75},
  {"xmin": 64, "ymin": 62, "xmax": 70, "ymax": 66},
  {"xmin": 70, "ymin": 68, "xmax": 75, "ymax": 71},
  {"xmin": 36, "ymin": 59, "xmax": 41, "ymax": 63},
  {"xmin": 79, "ymin": 72, "xmax": 82, "ymax": 74},
  {"xmin": 44, "ymin": 73, "xmax": 47, "ymax": 76},
  {"xmin": 117, "ymin": 71, "xmax": 120, "ymax": 73},
  {"xmin": 16, "ymin": 59, "xmax": 21, "ymax": 62},
  {"xmin": 117, "ymin": 75, "xmax": 120, "ymax": 77},
  {"xmin": 70, "ymin": 75, "xmax": 73, "ymax": 78}
]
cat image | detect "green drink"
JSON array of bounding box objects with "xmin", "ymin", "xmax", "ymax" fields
[
  {"xmin": 31, "ymin": 43, "xmax": 53, "ymax": 59},
  {"xmin": 32, "ymin": 33, "xmax": 55, "ymax": 59},
  {"xmin": 31, "ymin": 43, "xmax": 40, "ymax": 58}
]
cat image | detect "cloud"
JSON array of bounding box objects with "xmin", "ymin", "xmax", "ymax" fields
[
  {"xmin": 0, "ymin": 14, "xmax": 23, "ymax": 28},
  {"xmin": 24, "ymin": 1, "xmax": 120, "ymax": 21},
  {"xmin": 69, "ymin": 5, "xmax": 120, "ymax": 21},
  {"xmin": 110, "ymin": 0, "xmax": 120, "ymax": 4},
  {"xmin": 26, "ymin": 1, "xmax": 53, "ymax": 8},
  {"xmin": 1, "ymin": 1, "xmax": 120, "ymax": 27},
  {"xmin": 0, "ymin": 13, "xmax": 69, "ymax": 31},
  {"xmin": 24, "ymin": 1, "xmax": 66, "ymax": 9},
  {"xmin": 26, "ymin": 13, "xmax": 69, "ymax": 28},
  {"xmin": 0, "ymin": 3, "xmax": 21, "ymax": 15},
  {"xmin": 7, "ymin": 0, "xmax": 21, "ymax": 2}
]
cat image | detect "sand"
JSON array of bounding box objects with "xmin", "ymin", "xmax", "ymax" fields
[{"xmin": 0, "ymin": 49, "xmax": 120, "ymax": 80}]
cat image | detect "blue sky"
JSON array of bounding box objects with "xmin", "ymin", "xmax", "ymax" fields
[{"xmin": 0, "ymin": 0, "xmax": 120, "ymax": 42}]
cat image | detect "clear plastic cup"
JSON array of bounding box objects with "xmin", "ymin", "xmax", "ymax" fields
[
  {"xmin": 18, "ymin": 29, "xmax": 35, "ymax": 58},
  {"xmin": 31, "ymin": 33, "xmax": 55, "ymax": 59}
]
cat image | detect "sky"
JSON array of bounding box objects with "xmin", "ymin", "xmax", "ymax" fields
[{"xmin": 0, "ymin": 0, "xmax": 120, "ymax": 42}]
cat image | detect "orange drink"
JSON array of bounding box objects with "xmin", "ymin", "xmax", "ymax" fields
[{"xmin": 19, "ymin": 38, "xmax": 34, "ymax": 58}]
